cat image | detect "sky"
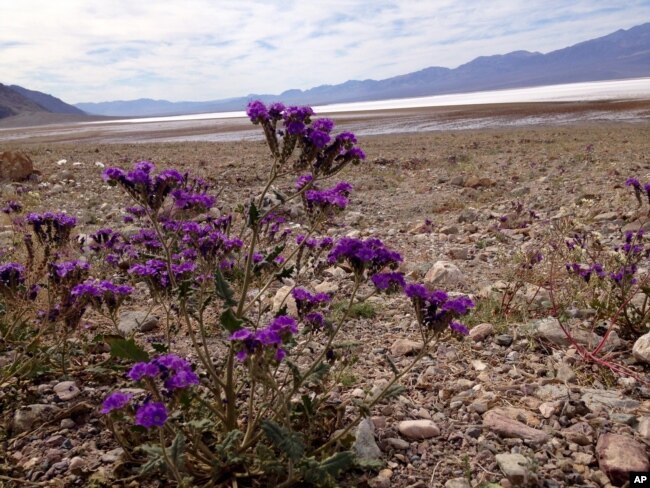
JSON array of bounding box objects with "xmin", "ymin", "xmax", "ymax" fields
[{"xmin": 1, "ymin": 1, "xmax": 649, "ymax": 104}]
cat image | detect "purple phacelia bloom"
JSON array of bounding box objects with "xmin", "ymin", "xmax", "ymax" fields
[
  {"xmin": 308, "ymin": 130, "xmax": 331, "ymax": 149},
  {"xmin": 286, "ymin": 120, "xmax": 306, "ymax": 135},
  {"xmin": 165, "ymin": 368, "xmax": 200, "ymax": 390},
  {"xmin": 295, "ymin": 174, "xmax": 314, "ymax": 190},
  {"xmin": 1, "ymin": 200, "xmax": 22, "ymax": 214},
  {"xmin": 328, "ymin": 237, "xmax": 402, "ymax": 274},
  {"xmin": 127, "ymin": 361, "xmax": 161, "ymax": 381},
  {"xmin": 49, "ymin": 260, "xmax": 89, "ymax": 285},
  {"xmin": 442, "ymin": 296, "xmax": 475, "ymax": 315},
  {"xmin": 305, "ymin": 181, "xmax": 353, "ymax": 211},
  {"xmin": 268, "ymin": 315, "xmax": 298, "ymax": 336},
  {"xmin": 171, "ymin": 189, "xmax": 216, "ymax": 211},
  {"xmin": 371, "ymin": 272, "xmax": 406, "ymax": 292},
  {"xmin": 404, "ymin": 283, "xmax": 429, "ymax": 300},
  {"xmin": 336, "ymin": 132, "xmax": 357, "ymax": 144},
  {"xmin": 626, "ymin": 178, "xmax": 641, "ymax": 188},
  {"xmin": 312, "ymin": 118, "xmax": 334, "ymax": 133},
  {"xmin": 100, "ymin": 391, "xmax": 133, "ymax": 414},
  {"xmin": 154, "ymin": 354, "xmax": 192, "ymax": 371},
  {"xmin": 246, "ymin": 100, "xmax": 269, "ymax": 123},
  {"xmin": 0, "ymin": 262, "xmax": 25, "ymax": 289},
  {"xmin": 450, "ymin": 321, "xmax": 469, "ymax": 336},
  {"xmin": 26, "ymin": 212, "xmax": 77, "ymax": 246},
  {"xmin": 268, "ymin": 102, "xmax": 285, "ymax": 120},
  {"xmin": 405, "ymin": 282, "xmax": 473, "ymax": 335},
  {"xmin": 341, "ymin": 147, "xmax": 366, "ymax": 161},
  {"xmin": 135, "ymin": 401, "xmax": 168, "ymax": 428}
]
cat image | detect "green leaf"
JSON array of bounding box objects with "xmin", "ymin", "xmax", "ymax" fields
[
  {"xmin": 104, "ymin": 336, "xmax": 149, "ymax": 362},
  {"xmin": 275, "ymin": 304, "xmax": 288, "ymax": 318},
  {"xmin": 275, "ymin": 266, "xmax": 295, "ymax": 281},
  {"xmin": 261, "ymin": 419, "xmax": 304, "ymax": 462},
  {"xmin": 152, "ymin": 342, "xmax": 169, "ymax": 353},
  {"xmin": 301, "ymin": 451, "xmax": 355, "ymax": 486},
  {"xmin": 219, "ymin": 308, "xmax": 244, "ymax": 333},
  {"xmin": 285, "ymin": 360, "xmax": 302, "ymax": 389},
  {"xmin": 214, "ymin": 268, "xmax": 236, "ymax": 306},
  {"xmin": 304, "ymin": 362, "xmax": 330, "ymax": 384},
  {"xmin": 248, "ymin": 201, "xmax": 260, "ymax": 227}
]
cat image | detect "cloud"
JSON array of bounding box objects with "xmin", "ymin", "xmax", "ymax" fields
[{"xmin": 0, "ymin": 0, "xmax": 648, "ymax": 103}]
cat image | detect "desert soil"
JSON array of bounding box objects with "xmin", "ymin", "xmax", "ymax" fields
[{"xmin": 1, "ymin": 105, "xmax": 650, "ymax": 488}]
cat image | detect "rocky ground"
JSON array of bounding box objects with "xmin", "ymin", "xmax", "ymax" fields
[{"xmin": 1, "ymin": 121, "xmax": 650, "ymax": 487}]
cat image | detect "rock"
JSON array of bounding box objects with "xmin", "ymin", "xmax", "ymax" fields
[
  {"xmin": 424, "ymin": 261, "xmax": 465, "ymax": 286},
  {"xmin": 440, "ymin": 225, "xmax": 459, "ymax": 235},
  {"xmin": 385, "ymin": 438, "xmax": 410, "ymax": 450},
  {"xmin": 60, "ymin": 418, "xmax": 76, "ymax": 429},
  {"xmin": 314, "ymin": 281, "xmax": 338, "ymax": 294},
  {"xmin": 469, "ymin": 323, "xmax": 494, "ymax": 342},
  {"xmin": 118, "ymin": 311, "xmax": 159, "ymax": 335},
  {"xmin": 534, "ymin": 384, "xmax": 568, "ymax": 401},
  {"xmin": 368, "ymin": 469, "xmax": 392, "ymax": 488},
  {"xmin": 0, "ymin": 151, "xmax": 33, "ymax": 181},
  {"xmin": 354, "ymin": 418, "xmax": 382, "ymax": 463},
  {"xmin": 471, "ymin": 360, "xmax": 487, "ymax": 371},
  {"xmin": 637, "ymin": 417, "xmax": 650, "ymax": 440},
  {"xmin": 581, "ymin": 388, "xmax": 640, "ymax": 412},
  {"xmin": 53, "ymin": 381, "xmax": 81, "ymax": 401},
  {"xmin": 448, "ymin": 247, "xmax": 470, "ymax": 260},
  {"xmin": 593, "ymin": 211, "xmax": 618, "ymax": 221},
  {"xmin": 100, "ymin": 448, "xmax": 124, "ymax": 463},
  {"xmin": 633, "ymin": 332, "xmax": 650, "ymax": 363},
  {"xmin": 562, "ymin": 422, "xmax": 594, "ymax": 446},
  {"xmin": 398, "ymin": 420, "xmax": 440, "ymax": 440},
  {"xmin": 494, "ymin": 334, "xmax": 513, "ymax": 346},
  {"xmin": 539, "ymin": 401, "xmax": 563, "ymax": 419},
  {"xmin": 13, "ymin": 404, "xmax": 60, "ymax": 433},
  {"xmin": 596, "ymin": 433, "xmax": 650, "ymax": 486},
  {"xmin": 556, "ymin": 363, "xmax": 577, "ymax": 383},
  {"xmin": 69, "ymin": 456, "xmax": 85, "ymax": 473},
  {"xmin": 482, "ymin": 409, "xmax": 549, "ymax": 444},
  {"xmin": 495, "ymin": 453, "xmax": 533, "ymax": 486},
  {"xmin": 390, "ymin": 339, "xmax": 423, "ymax": 357},
  {"xmin": 272, "ymin": 285, "xmax": 298, "ymax": 316},
  {"xmin": 532, "ymin": 317, "xmax": 597, "ymax": 347},
  {"xmin": 445, "ymin": 479, "xmax": 471, "ymax": 488}
]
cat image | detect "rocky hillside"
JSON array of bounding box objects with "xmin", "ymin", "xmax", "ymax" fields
[
  {"xmin": 0, "ymin": 83, "xmax": 50, "ymax": 119},
  {"xmin": 9, "ymin": 85, "xmax": 85, "ymax": 115}
]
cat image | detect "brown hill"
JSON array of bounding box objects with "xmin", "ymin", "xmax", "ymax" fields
[{"xmin": 0, "ymin": 83, "xmax": 50, "ymax": 119}]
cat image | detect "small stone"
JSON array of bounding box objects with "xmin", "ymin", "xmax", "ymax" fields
[
  {"xmin": 424, "ymin": 261, "xmax": 465, "ymax": 286},
  {"xmin": 495, "ymin": 453, "xmax": 532, "ymax": 486},
  {"xmin": 539, "ymin": 400, "xmax": 563, "ymax": 419},
  {"xmin": 69, "ymin": 456, "xmax": 85, "ymax": 473},
  {"xmin": 469, "ymin": 323, "xmax": 494, "ymax": 342},
  {"xmin": 13, "ymin": 404, "xmax": 60, "ymax": 433},
  {"xmin": 444, "ymin": 478, "xmax": 471, "ymax": 488},
  {"xmin": 390, "ymin": 339, "xmax": 423, "ymax": 357},
  {"xmin": 632, "ymin": 332, "xmax": 650, "ymax": 363},
  {"xmin": 581, "ymin": 388, "xmax": 640, "ymax": 411},
  {"xmin": 60, "ymin": 418, "xmax": 76, "ymax": 429},
  {"xmin": 100, "ymin": 448, "xmax": 124, "ymax": 463},
  {"xmin": 368, "ymin": 469, "xmax": 392, "ymax": 488},
  {"xmin": 118, "ymin": 311, "xmax": 159, "ymax": 335},
  {"xmin": 494, "ymin": 334, "xmax": 513, "ymax": 346},
  {"xmin": 54, "ymin": 381, "xmax": 81, "ymax": 401},
  {"xmin": 637, "ymin": 417, "xmax": 650, "ymax": 440},
  {"xmin": 535, "ymin": 384, "xmax": 569, "ymax": 401},
  {"xmin": 562, "ymin": 422, "xmax": 594, "ymax": 446},
  {"xmin": 483, "ymin": 409, "xmax": 548, "ymax": 444},
  {"xmin": 471, "ymin": 360, "xmax": 487, "ymax": 371},
  {"xmin": 449, "ymin": 247, "xmax": 470, "ymax": 260},
  {"xmin": 354, "ymin": 418, "xmax": 382, "ymax": 463},
  {"xmin": 596, "ymin": 433, "xmax": 650, "ymax": 486},
  {"xmin": 556, "ymin": 363, "xmax": 577, "ymax": 383},
  {"xmin": 314, "ymin": 281, "xmax": 338, "ymax": 294},
  {"xmin": 398, "ymin": 420, "xmax": 440, "ymax": 440},
  {"xmin": 385, "ymin": 438, "xmax": 410, "ymax": 450}
]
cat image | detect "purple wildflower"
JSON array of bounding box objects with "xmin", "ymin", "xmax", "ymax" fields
[
  {"xmin": 328, "ymin": 237, "xmax": 402, "ymax": 274},
  {"xmin": 308, "ymin": 130, "xmax": 331, "ymax": 149},
  {"xmin": 1, "ymin": 201, "xmax": 22, "ymax": 214},
  {"xmin": 312, "ymin": 118, "xmax": 334, "ymax": 133},
  {"xmin": 246, "ymin": 100, "xmax": 269, "ymax": 123},
  {"xmin": 371, "ymin": 272, "xmax": 406, "ymax": 292},
  {"xmin": 100, "ymin": 391, "xmax": 133, "ymax": 414},
  {"xmin": 626, "ymin": 178, "xmax": 641, "ymax": 188},
  {"xmin": 450, "ymin": 321, "xmax": 469, "ymax": 336},
  {"xmin": 135, "ymin": 402, "xmax": 168, "ymax": 428},
  {"xmin": 127, "ymin": 361, "xmax": 161, "ymax": 381},
  {"xmin": 295, "ymin": 174, "xmax": 314, "ymax": 190},
  {"xmin": 165, "ymin": 368, "xmax": 200, "ymax": 390},
  {"xmin": 0, "ymin": 262, "xmax": 25, "ymax": 289}
]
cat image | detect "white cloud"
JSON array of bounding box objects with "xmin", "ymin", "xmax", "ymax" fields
[{"xmin": 0, "ymin": 0, "xmax": 647, "ymax": 103}]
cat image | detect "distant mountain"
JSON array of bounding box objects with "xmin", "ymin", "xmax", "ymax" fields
[
  {"xmin": 76, "ymin": 22, "xmax": 650, "ymax": 117},
  {"xmin": 0, "ymin": 83, "xmax": 50, "ymax": 119},
  {"xmin": 0, "ymin": 84, "xmax": 86, "ymax": 121},
  {"xmin": 10, "ymin": 85, "xmax": 85, "ymax": 115}
]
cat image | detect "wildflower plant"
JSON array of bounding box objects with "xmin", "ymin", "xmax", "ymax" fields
[{"xmin": 1, "ymin": 100, "xmax": 473, "ymax": 487}]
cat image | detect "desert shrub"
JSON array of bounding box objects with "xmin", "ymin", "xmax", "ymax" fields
[{"xmin": 0, "ymin": 101, "xmax": 473, "ymax": 487}]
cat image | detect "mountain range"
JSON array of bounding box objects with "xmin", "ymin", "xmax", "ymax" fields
[{"xmin": 2, "ymin": 22, "xmax": 649, "ymax": 121}]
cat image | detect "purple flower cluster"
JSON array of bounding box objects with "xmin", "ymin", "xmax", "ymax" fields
[
  {"xmin": 328, "ymin": 237, "xmax": 402, "ymax": 275},
  {"xmin": 135, "ymin": 402, "xmax": 168, "ymax": 428},
  {"xmin": 101, "ymin": 391, "xmax": 133, "ymax": 414},
  {"xmin": 103, "ymin": 161, "xmax": 185, "ymax": 212},
  {"xmin": 0, "ymin": 262, "xmax": 25, "ymax": 290},
  {"xmin": 88, "ymin": 228, "xmax": 121, "ymax": 252},
  {"xmin": 49, "ymin": 260, "xmax": 90, "ymax": 285},
  {"xmin": 295, "ymin": 174, "xmax": 314, "ymax": 190},
  {"xmin": 128, "ymin": 259, "xmax": 195, "ymax": 289},
  {"xmin": 71, "ymin": 279, "xmax": 133, "ymax": 312},
  {"xmin": 292, "ymin": 287, "xmax": 331, "ymax": 316},
  {"xmin": 404, "ymin": 284, "xmax": 474, "ymax": 335},
  {"xmin": 171, "ymin": 189, "xmax": 216, "ymax": 212},
  {"xmin": 371, "ymin": 272, "xmax": 406, "ymax": 293},
  {"xmin": 26, "ymin": 212, "xmax": 77, "ymax": 246},
  {"xmin": 296, "ymin": 235, "xmax": 333, "ymax": 250},
  {"xmin": 305, "ymin": 182, "xmax": 353, "ymax": 212},
  {"xmin": 625, "ymin": 177, "xmax": 650, "ymax": 206},
  {"xmin": 230, "ymin": 315, "xmax": 298, "ymax": 362},
  {"xmin": 127, "ymin": 353, "xmax": 199, "ymax": 391},
  {"xmin": 1, "ymin": 200, "xmax": 22, "ymax": 214}
]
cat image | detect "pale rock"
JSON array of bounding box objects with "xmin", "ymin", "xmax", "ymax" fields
[
  {"xmin": 368, "ymin": 469, "xmax": 392, "ymax": 488},
  {"xmin": 398, "ymin": 419, "xmax": 440, "ymax": 440},
  {"xmin": 272, "ymin": 285, "xmax": 298, "ymax": 316},
  {"xmin": 118, "ymin": 311, "xmax": 159, "ymax": 335},
  {"xmin": 495, "ymin": 453, "xmax": 533, "ymax": 486},
  {"xmin": 0, "ymin": 151, "xmax": 33, "ymax": 181},
  {"xmin": 534, "ymin": 383, "xmax": 568, "ymax": 401},
  {"xmin": 482, "ymin": 409, "xmax": 548, "ymax": 443},
  {"xmin": 444, "ymin": 479, "xmax": 471, "ymax": 488},
  {"xmin": 13, "ymin": 404, "xmax": 60, "ymax": 433},
  {"xmin": 581, "ymin": 388, "xmax": 640, "ymax": 411},
  {"xmin": 556, "ymin": 363, "xmax": 577, "ymax": 383},
  {"xmin": 100, "ymin": 448, "xmax": 124, "ymax": 463},
  {"xmin": 637, "ymin": 417, "xmax": 650, "ymax": 440},
  {"xmin": 354, "ymin": 418, "xmax": 382, "ymax": 463},
  {"xmin": 314, "ymin": 280, "xmax": 338, "ymax": 294},
  {"xmin": 562, "ymin": 422, "xmax": 594, "ymax": 446},
  {"xmin": 539, "ymin": 400, "xmax": 563, "ymax": 419},
  {"xmin": 596, "ymin": 433, "xmax": 650, "ymax": 486},
  {"xmin": 471, "ymin": 360, "xmax": 487, "ymax": 371},
  {"xmin": 469, "ymin": 323, "xmax": 494, "ymax": 342},
  {"xmin": 385, "ymin": 438, "xmax": 410, "ymax": 450},
  {"xmin": 532, "ymin": 317, "xmax": 621, "ymax": 351},
  {"xmin": 53, "ymin": 381, "xmax": 81, "ymax": 401},
  {"xmin": 424, "ymin": 260, "xmax": 465, "ymax": 286},
  {"xmin": 390, "ymin": 338, "xmax": 423, "ymax": 357},
  {"xmin": 632, "ymin": 332, "xmax": 650, "ymax": 363},
  {"xmin": 69, "ymin": 456, "xmax": 85, "ymax": 473},
  {"xmin": 593, "ymin": 211, "xmax": 618, "ymax": 221}
]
